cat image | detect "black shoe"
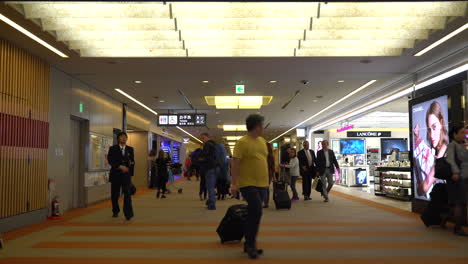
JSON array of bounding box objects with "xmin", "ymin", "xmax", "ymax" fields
[
  {"xmin": 125, "ymin": 216, "xmax": 133, "ymax": 221},
  {"xmin": 263, "ymin": 204, "xmax": 269, "ymax": 209},
  {"xmin": 245, "ymin": 247, "xmax": 262, "ymax": 259},
  {"xmin": 244, "ymin": 245, "xmax": 264, "ymax": 255},
  {"xmin": 161, "ymin": 195, "xmax": 166, "ymax": 199},
  {"xmin": 157, "ymin": 191, "xmax": 161, "ymax": 198},
  {"xmin": 112, "ymin": 213, "xmax": 119, "ymax": 218}
]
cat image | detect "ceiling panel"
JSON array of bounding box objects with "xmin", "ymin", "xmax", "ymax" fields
[{"xmin": 7, "ymin": 1, "xmax": 467, "ymax": 57}]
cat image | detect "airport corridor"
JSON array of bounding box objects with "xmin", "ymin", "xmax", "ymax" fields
[{"xmin": 1, "ymin": 179, "xmax": 468, "ymax": 264}]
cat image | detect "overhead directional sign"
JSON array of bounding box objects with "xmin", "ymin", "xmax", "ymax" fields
[
  {"xmin": 236, "ymin": 84, "xmax": 245, "ymax": 94},
  {"xmin": 158, "ymin": 114, "xmax": 206, "ymax": 127}
]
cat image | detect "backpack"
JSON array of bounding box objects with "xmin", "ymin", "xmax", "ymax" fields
[{"xmin": 214, "ymin": 143, "xmax": 228, "ymax": 169}]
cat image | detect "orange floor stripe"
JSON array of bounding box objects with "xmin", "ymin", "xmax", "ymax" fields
[
  {"xmin": 32, "ymin": 241, "xmax": 456, "ymax": 250},
  {"xmin": 59, "ymin": 221, "xmax": 420, "ymax": 227},
  {"xmin": 331, "ymin": 190, "xmax": 419, "ymax": 220},
  {"xmin": 63, "ymin": 229, "xmax": 422, "ymax": 237},
  {"xmin": 2, "ymin": 257, "xmax": 468, "ymax": 264}
]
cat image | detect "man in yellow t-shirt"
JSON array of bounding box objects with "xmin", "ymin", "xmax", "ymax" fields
[{"xmin": 231, "ymin": 114, "xmax": 268, "ymax": 259}]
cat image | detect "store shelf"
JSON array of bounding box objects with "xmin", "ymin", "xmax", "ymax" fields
[
  {"xmin": 382, "ymin": 177, "xmax": 411, "ymax": 180},
  {"xmin": 376, "ymin": 167, "xmax": 411, "ymax": 172}
]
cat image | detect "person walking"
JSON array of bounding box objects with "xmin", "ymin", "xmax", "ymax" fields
[
  {"xmin": 446, "ymin": 125, "xmax": 468, "ymax": 236},
  {"xmin": 199, "ymin": 133, "xmax": 224, "ymax": 210},
  {"xmin": 191, "ymin": 148, "xmax": 206, "ymax": 200},
  {"xmin": 264, "ymin": 143, "xmax": 276, "ymax": 208},
  {"xmin": 281, "ymin": 148, "xmax": 300, "ymax": 201},
  {"xmin": 231, "ymin": 114, "xmax": 269, "ymax": 259},
  {"xmin": 297, "ymin": 141, "xmax": 317, "ymax": 200},
  {"xmin": 107, "ymin": 132, "xmax": 135, "ymax": 221},
  {"xmin": 156, "ymin": 150, "xmax": 169, "ymax": 199},
  {"xmin": 148, "ymin": 149, "xmax": 157, "ymax": 188},
  {"xmin": 316, "ymin": 140, "xmax": 340, "ymax": 202}
]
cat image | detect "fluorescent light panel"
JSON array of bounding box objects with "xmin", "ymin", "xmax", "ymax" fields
[
  {"xmin": 0, "ymin": 13, "xmax": 68, "ymax": 57},
  {"xmin": 176, "ymin": 126, "xmax": 203, "ymax": 144},
  {"xmin": 225, "ymin": 136, "xmax": 243, "ymax": 140},
  {"xmin": 207, "ymin": 96, "xmax": 271, "ymax": 109},
  {"xmin": 414, "ymin": 22, "xmax": 468, "ymax": 56},
  {"xmin": 270, "ymin": 79, "xmax": 377, "ymax": 142},
  {"xmin": 223, "ymin": 125, "xmax": 247, "ymax": 132},
  {"xmin": 115, "ymin": 89, "xmax": 158, "ymax": 116}
]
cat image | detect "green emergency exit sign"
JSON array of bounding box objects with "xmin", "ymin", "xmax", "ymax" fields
[
  {"xmin": 79, "ymin": 103, "xmax": 84, "ymax": 113},
  {"xmin": 272, "ymin": 142, "xmax": 278, "ymax": 148},
  {"xmin": 236, "ymin": 85, "xmax": 245, "ymax": 94}
]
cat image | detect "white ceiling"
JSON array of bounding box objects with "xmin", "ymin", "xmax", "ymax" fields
[
  {"xmin": 7, "ymin": 1, "xmax": 467, "ymax": 57},
  {"xmin": 0, "ymin": 1, "xmax": 467, "ymax": 142}
]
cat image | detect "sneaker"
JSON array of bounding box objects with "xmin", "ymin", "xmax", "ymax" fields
[
  {"xmin": 324, "ymin": 198, "xmax": 329, "ymax": 202},
  {"xmin": 207, "ymin": 205, "xmax": 216, "ymax": 210}
]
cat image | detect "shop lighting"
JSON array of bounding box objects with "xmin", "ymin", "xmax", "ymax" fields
[
  {"xmin": 0, "ymin": 13, "xmax": 68, "ymax": 58},
  {"xmin": 415, "ymin": 63, "xmax": 468, "ymax": 90},
  {"xmin": 228, "ymin": 142, "xmax": 236, "ymax": 146},
  {"xmin": 269, "ymin": 79, "xmax": 377, "ymax": 142},
  {"xmin": 115, "ymin": 89, "xmax": 158, "ymax": 116},
  {"xmin": 414, "ymin": 22, "xmax": 468, "ymax": 56}
]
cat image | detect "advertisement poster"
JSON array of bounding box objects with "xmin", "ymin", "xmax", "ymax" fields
[
  {"xmin": 412, "ymin": 95, "xmax": 449, "ymax": 201},
  {"xmin": 314, "ymin": 137, "xmax": 323, "ymax": 152}
]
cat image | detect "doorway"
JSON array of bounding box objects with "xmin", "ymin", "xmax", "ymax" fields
[{"xmin": 68, "ymin": 118, "xmax": 85, "ymax": 210}]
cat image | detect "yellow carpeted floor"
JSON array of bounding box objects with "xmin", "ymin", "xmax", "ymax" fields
[{"xmin": 1, "ymin": 178, "xmax": 467, "ymax": 264}]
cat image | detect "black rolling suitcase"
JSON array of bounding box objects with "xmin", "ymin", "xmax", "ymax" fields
[
  {"xmin": 216, "ymin": 204, "xmax": 248, "ymax": 243},
  {"xmin": 273, "ymin": 168, "xmax": 291, "ymax": 210}
]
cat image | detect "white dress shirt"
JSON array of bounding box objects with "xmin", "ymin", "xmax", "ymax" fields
[
  {"xmin": 304, "ymin": 149, "xmax": 312, "ymax": 166},
  {"xmin": 325, "ymin": 150, "xmax": 330, "ymax": 167},
  {"xmin": 120, "ymin": 144, "xmax": 126, "ymax": 156}
]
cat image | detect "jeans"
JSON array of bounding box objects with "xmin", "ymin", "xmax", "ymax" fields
[
  {"xmin": 111, "ymin": 175, "xmax": 134, "ymax": 218},
  {"xmin": 290, "ymin": 176, "xmax": 299, "ymax": 199},
  {"xmin": 205, "ymin": 167, "xmax": 220, "ymax": 208},
  {"xmin": 240, "ymin": 186, "xmax": 267, "ymax": 249},
  {"xmin": 320, "ymin": 168, "xmax": 334, "ymax": 199}
]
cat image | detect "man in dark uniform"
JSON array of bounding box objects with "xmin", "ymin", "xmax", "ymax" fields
[
  {"xmin": 108, "ymin": 132, "xmax": 135, "ymax": 220},
  {"xmin": 297, "ymin": 141, "xmax": 318, "ymax": 200}
]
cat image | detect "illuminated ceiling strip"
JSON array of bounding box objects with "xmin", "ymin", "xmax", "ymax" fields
[
  {"xmin": 0, "ymin": 13, "xmax": 68, "ymax": 58},
  {"xmin": 114, "ymin": 89, "xmax": 202, "ymax": 144},
  {"xmin": 414, "ymin": 22, "xmax": 468, "ymax": 56},
  {"xmin": 311, "ymin": 62, "xmax": 468, "ymax": 132},
  {"xmin": 115, "ymin": 89, "xmax": 159, "ymax": 116},
  {"xmin": 176, "ymin": 126, "xmax": 203, "ymax": 144},
  {"xmin": 269, "ymin": 80, "xmax": 377, "ymax": 142}
]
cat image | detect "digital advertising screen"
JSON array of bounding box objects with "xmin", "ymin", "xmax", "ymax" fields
[
  {"xmin": 340, "ymin": 139, "xmax": 365, "ymax": 154},
  {"xmin": 355, "ymin": 169, "xmax": 367, "ymax": 185},
  {"xmin": 380, "ymin": 138, "xmax": 408, "ymax": 155},
  {"xmin": 411, "ymin": 95, "xmax": 449, "ymax": 201}
]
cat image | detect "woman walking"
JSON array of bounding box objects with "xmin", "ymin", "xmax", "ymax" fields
[
  {"xmin": 282, "ymin": 148, "xmax": 300, "ymax": 201},
  {"xmin": 446, "ymin": 125, "xmax": 468, "ymax": 236},
  {"xmin": 156, "ymin": 150, "xmax": 170, "ymax": 199}
]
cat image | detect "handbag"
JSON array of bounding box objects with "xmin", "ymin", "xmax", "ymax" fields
[
  {"xmin": 129, "ymin": 183, "xmax": 137, "ymax": 196},
  {"xmin": 435, "ymin": 144, "xmax": 460, "ymax": 180},
  {"xmin": 315, "ymin": 178, "xmax": 323, "ymax": 193},
  {"xmin": 312, "ymin": 177, "xmax": 320, "ymax": 189}
]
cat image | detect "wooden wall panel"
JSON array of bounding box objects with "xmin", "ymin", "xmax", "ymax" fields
[{"xmin": 0, "ymin": 39, "xmax": 49, "ymax": 219}]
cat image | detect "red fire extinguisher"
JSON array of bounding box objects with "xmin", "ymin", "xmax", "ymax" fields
[{"xmin": 51, "ymin": 197, "xmax": 60, "ymax": 217}]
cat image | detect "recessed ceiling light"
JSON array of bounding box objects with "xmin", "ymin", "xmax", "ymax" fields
[
  {"xmin": 134, "ymin": 80, "xmax": 142, "ymax": 84},
  {"xmin": 338, "ymin": 80, "xmax": 345, "ymax": 83},
  {"xmin": 202, "ymin": 80, "xmax": 209, "ymax": 83},
  {"xmin": 215, "ymin": 111, "xmax": 219, "ymax": 114},
  {"xmin": 159, "ymin": 100, "xmax": 165, "ymax": 103},
  {"xmin": 313, "ymin": 99, "xmax": 318, "ymax": 103},
  {"xmin": 269, "ymin": 80, "xmax": 277, "ymax": 83}
]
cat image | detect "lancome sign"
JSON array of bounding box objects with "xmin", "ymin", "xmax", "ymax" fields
[{"xmin": 347, "ymin": 131, "xmax": 391, "ymax": 137}]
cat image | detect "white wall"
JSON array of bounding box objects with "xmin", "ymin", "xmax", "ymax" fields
[{"xmin": 48, "ymin": 67, "xmax": 189, "ymax": 209}]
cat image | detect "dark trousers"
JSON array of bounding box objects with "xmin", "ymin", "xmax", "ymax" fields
[
  {"xmin": 302, "ymin": 173, "xmax": 312, "ymax": 198},
  {"xmin": 240, "ymin": 186, "xmax": 266, "ymax": 249},
  {"xmin": 200, "ymin": 173, "xmax": 207, "ymax": 198},
  {"xmin": 111, "ymin": 176, "xmax": 134, "ymax": 218}
]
